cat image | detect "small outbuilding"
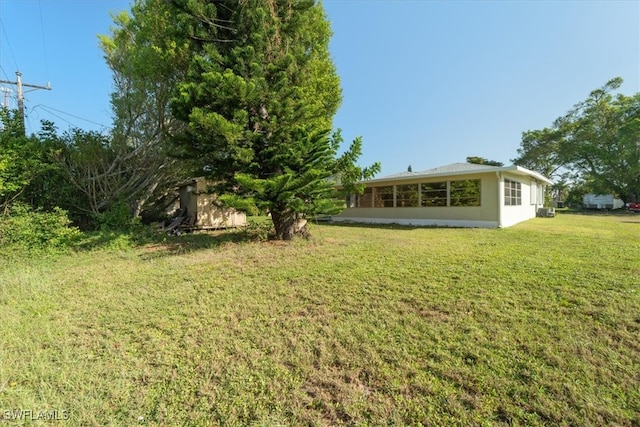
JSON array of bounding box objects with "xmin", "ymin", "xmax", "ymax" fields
[
  {"xmin": 173, "ymin": 178, "xmax": 246, "ymax": 230},
  {"xmin": 333, "ymin": 163, "xmax": 553, "ymax": 228}
]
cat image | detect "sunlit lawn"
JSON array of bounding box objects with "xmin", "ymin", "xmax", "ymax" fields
[{"xmin": 1, "ymin": 212, "xmax": 639, "ymax": 426}]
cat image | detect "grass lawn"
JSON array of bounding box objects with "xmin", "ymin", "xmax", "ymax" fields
[{"xmin": 1, "ymin": 212, "xmax": 639, "ymax": 426}]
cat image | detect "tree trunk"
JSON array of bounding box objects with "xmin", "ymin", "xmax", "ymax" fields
[{"xmin": 270, "ymin": 208, "xmax": 309, "ymax": 240}]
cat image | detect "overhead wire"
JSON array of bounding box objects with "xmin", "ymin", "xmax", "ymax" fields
[
  {"xmin": 0, "ymin": 4, "xmax": 18, "ymax": 109},
  {"xmin": 38, "ymin": 0, "xmax": 50, "ymax": 82},
  {"xmin": 33, "ymin": 104, "xmax": 108, "ymax": 129},
  {"xmin": 30, "ymin": 104, "xmax": 76, "ymax": 129},
  {"xmin": 0, "ymin": 15, "xmax": 19, "ymax": 75},
  {"xmin": 2, "ymin": 2, "xmax": 110, "ymax": 133},
  {"xmin": 0, "ymin": 63, "xmax": 10, "ymax": 82}
]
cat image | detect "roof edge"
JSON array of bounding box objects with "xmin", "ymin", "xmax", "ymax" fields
[{"xmin": 360, "ymin": 163, "xmax": 553, "ymax": 185}]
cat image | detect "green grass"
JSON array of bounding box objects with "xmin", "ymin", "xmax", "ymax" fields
[{"xmin": 1, "ymin": 213, "xmax": 639, "ymax": 426}]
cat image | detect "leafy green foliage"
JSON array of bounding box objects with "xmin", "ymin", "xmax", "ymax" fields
[
  {"xmin": 99, "ymin": 0, "xmax": 190, "ymax": 218},
  {"xmin": 0, "ymin": 111, "xmax": 51, "ymax": 212},
  {"xmin": 0, "ymin": 203, "xmax": 80, "ymax": 252},
  {"xmin": 513, "ymin": 78, "xmax": 640, "ymax": 202},
  {"xmin": 53, "ymin": 126, "xmax": 181, "ymax": 229},
  {"xmin": 558, "ymin": 78, "xmax": 640, "ymax": 201},
  {"xmin": 465, "ymin": 156, "xmax": 504, "ymax": 167},
  {"xmin": 167, "ymin": 0, "xmax": 378, "ymax": 239},
  {"xmin": 513, "ymin": 128, "xmax": 565, "ymax": 178},
  {"xmin": 96, "ymin": 200, "xmax": 140, "ymax": 232}
]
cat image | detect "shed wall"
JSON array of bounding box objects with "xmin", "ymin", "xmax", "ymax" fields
[{"xmin": 179, "ymin": 179, "xmax": 247, "ymax": 228}]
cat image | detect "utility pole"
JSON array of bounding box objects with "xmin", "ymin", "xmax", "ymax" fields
[
  {"xmin": 0, "ymin": 87, "xmax": 11, "ymax": 108},
  {"xmin": 0, "ymin": 71, "xmax": 52, "ymax": 135}
]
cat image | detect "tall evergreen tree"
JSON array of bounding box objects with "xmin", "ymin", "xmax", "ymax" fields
[{"xmin": 169, "ymin": 0, "xmax": 378, "ymax": 239}]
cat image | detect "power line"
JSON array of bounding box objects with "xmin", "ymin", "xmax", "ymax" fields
[
  {"xmin": 0, "ymin": 64, "xmax": 10, "ymax": 83},
  {"xmin": 34, "ymin": 104, "xmax": 108, "ymax": 129},
  {"xmin": 0, "ymin": 15, "xmax": 19, "ymax": 73},
  {"xmin": 38, "ymin": 0, "xmax": 50, "ymax": 81},
  {"xmin": 30, "ymin": 104, "xmax": 76, "ymax": 128}
]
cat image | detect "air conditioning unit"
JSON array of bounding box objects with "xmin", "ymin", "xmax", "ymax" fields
[{"xmin": 537, "ymin": 207, "xmax": 556, "ymax": 218}]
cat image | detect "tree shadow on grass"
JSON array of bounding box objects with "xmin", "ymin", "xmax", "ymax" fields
[
  {"xmin": 140, "ymin": 229, "xmax": 263, "ymax": 259},
  {"xmin": 74, "ymin": 225, "xmax": 271, "ymax": 260}
]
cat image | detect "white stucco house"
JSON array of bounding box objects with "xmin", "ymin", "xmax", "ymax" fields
[{"xmin": 332, "ymin": 163, "xmax": 553, "ymax": 228}]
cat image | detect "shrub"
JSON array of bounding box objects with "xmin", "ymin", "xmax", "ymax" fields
[
  {"xmin": 0, "ymin": 203, "xmax": 81, "ymax": 252},
  {"xmin": 96, "ymin": 200, "xmax": 139, "ymax": 232},
  {"xmin": 240, "ymin": 220, "xmax": 274, "ymax": 241}
]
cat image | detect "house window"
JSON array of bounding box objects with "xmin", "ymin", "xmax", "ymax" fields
[
  {"xmin": 373, "ymin": 186, "xmax": 394, "ymax": 207},
  {"xmin": 504, "ymin": 179, "xmax": 521, "ymax": 206},
  {"xmin": 396, "ymin": 184, "xmax": 419, "ymax": 207},
  {"xmin": 450, "ymin": 179, "xmax": 481, "ymax": 206},
  {"xmin": 357, "ymin": 187, "xmax": 373, "ymax": 207},
  {"xmin": 420, "ymin": 181, "xmax": 447, "ymax": 207}
]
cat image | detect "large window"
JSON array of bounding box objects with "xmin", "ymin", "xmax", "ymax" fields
[
  {"xmin": 450, "ymin": 179, "xmax": 481, "ymax": 206},
  {"xmin": 357, "ymin": 187, "xmax": 373, "ymax": 207},
  {"xmin": 349, "ymin": 179, "xmax": 481, "ymax": 208},
  {"xmin": 504, "ymin": 179, "xmax": 521, "ymax": 206},
  {"xmin": 373, "ymin": 186, "xmax": 394, "ymax": 207},
  {"xmin": 396, "ymin": 184, "xmax": 419, "ymax": 207},
  {"xmin": 421, "ymin": 181, "xmax": 447, "ymax": 207}
]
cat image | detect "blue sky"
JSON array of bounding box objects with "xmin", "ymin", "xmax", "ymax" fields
[{"xmin": 1, "ymin": 0, "xmax": 638, "ymax": 177}]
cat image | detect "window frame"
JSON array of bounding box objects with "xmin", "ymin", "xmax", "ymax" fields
[
  {"xmin": 356, "ymin": 187, "xmax": 373, "ymax": 208},
  {"xmin": 450, "ymin": 179, "xmax": 481, "ymax": 207},
  {"xmin": 420, "ymin": 181, "xmax": 448, "ymax": 207},
  {"xmin": 349, "ymin": 178, "xmax": 483, "ymax": 208},
  {"xmin": 504, "ymin": 179, "xmax": 522, "ymax": 206},
  {"xmin": 396, "ymin": 184, "xmax": 419, "ymax": 207},
  {"xmin": 373, "ymin": 185, "xmax": 394, "ymax": 208}
]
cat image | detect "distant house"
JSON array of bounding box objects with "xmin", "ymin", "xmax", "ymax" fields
[
  {"xmin": 333, "ymin": 163, "xmax": 553, "ymax": 228},
  {"xmin": 174, "ymin": 178, "xmax": 246, "ymax": 230}
]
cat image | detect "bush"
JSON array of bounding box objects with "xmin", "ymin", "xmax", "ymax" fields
[
  {"xmin": 0, "ymin": 203, "xmax": 81, "ymax": 252},
  {"xmin": 240, "ymin": 220, "xmax": 274, "ymax": 241},
  {"xmin": 96, "ymin": 200, "xmax": 139, "ymax": 232}
]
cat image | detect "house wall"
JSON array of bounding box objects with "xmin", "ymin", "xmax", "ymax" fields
[
  {"xmin": 333, "ymin": 173, "xmax": 501, "ymax": 228},
  {"xmin": 500, "ymin": 172, "xmax": 542, "ymax": 228},
  {"xmin": 334, "ymin": 171, "xmax": 546, "ymax": 228}
]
